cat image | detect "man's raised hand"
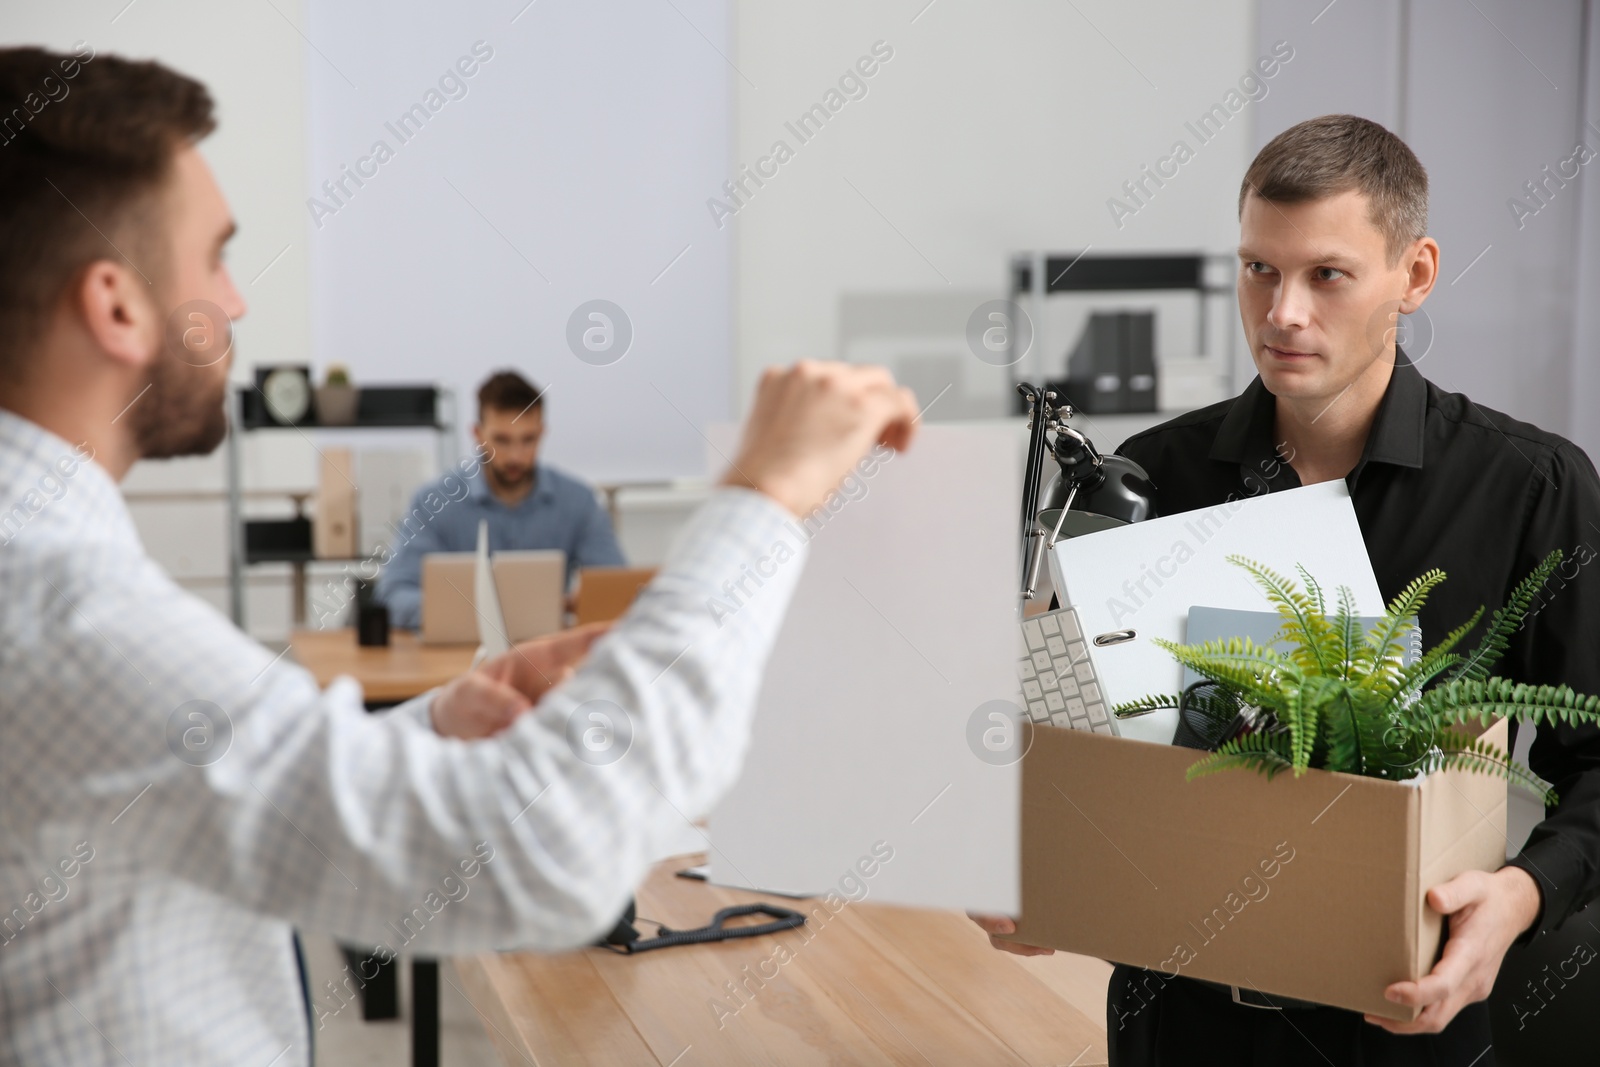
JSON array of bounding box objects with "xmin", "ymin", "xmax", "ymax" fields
[{"xmin": 721, "ymin": 361, "xmax": 919, "ymax": 518}]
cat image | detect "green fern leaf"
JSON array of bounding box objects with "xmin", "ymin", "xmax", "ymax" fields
[
  {"xmin": 1316, "ymin": 679, "xmax": 1386, "ymax": 776},
  {"xmin": 1424, "ymin": 606, "xmax": 1485, "ymax": 662},
  {"xmin": 1226, "ymin": 556, "xmax": 1339, "ymax": 676},
  {"xmin": 1414, "ymin": 676, "xmax": 1600, "ymax": 731},
  {"xmin": 1333, "ymin": 585, "xmax": 1362, "ymax": 681},
  {"xmin": 1285, "ymin": 686, "xmax": 1315, "ymax": 772},
  {"xmin": 1381, "ymin": 608, "xmax": 1482, "ymax": 717},
  {"xmin": 1185, "ymin": 730, "xmax": 1295, "ymax": 782},
  {"xmin": 1149, "ymin": 638, "xmax": 1294, "ymax": 706},
  {"xmin": 1385, "ymin": 652, "xmax": 1463, "ymax": 724},
  {"xmin": 1155, "ymin": 555, "xmax": 1599, "ymax": 803},
  {"xmin": 1111, "ymin": 693, "xmax": 1184, "ymax": 718},
  {"xmin": 1355, "ymin": 570, "xmax": 1445, "ymax": 693},
  {"xmin": 1448, "ymin": 549, "xmax": 1564, "ymax": 685},
  {"xmin": 1425, "ymin": 727, "xmax": 1557, "ymax": 805},
  {"xmin": 1296, "ymin": 564, "xmax": 1326, "ymax": 616}
]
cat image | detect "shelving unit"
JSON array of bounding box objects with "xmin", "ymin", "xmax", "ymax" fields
[
  {"xmin": 224, "ymin": 384, "xmax": 457, "ymax": 628},
  {"xmin": 1007, "ymin": 251, "xmax": 1238, "ymax": 413}
]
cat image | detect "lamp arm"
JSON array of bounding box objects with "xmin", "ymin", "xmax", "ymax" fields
[
  {"xmin": 1017, "ymin": 384, "xmax": 1052, "ymax": 598},
  {"xmin": 1018, "ymin": 384, "xmax": 1049, "ymax": 542}
]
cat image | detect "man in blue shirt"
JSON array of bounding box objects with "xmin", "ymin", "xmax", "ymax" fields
[{"xmin": 377, "ymin": 370, "xmax": 624, "ymax": 629}]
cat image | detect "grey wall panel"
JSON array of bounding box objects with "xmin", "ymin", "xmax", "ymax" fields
[
  {"xmin": 1247, "ymin": 1, "xmax": 1407, "ymax": 396},
  {"xmin": 1253, "ymin": 0, "xmax": 1406, "ymax": 151},
  {"xmin": 305, "ymin": 0, "xmax": 734, "ymax": 483},
  {"xmin": 1569, "ymin": 1, "xmax": 1600, "ymax": 466},
  {"xmin": 1257, "ymin": 0, "xmax": 1589, "ymax": 440},
  {"xmin": 1403, "ymin": 0, "xmax": 1586, "ymax": 435}
]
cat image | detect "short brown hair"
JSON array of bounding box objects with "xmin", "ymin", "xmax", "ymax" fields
[
  {"xmin": 477, "ymin": 370, "xmax": 544, "ymax": 420},
  {"xmin": 1239, "ymin": 114, "xmax": 1428, "ymax": 264},
  {"xmin": 0, "ymin": 46, "xmax": 214, "ymax": 375}
]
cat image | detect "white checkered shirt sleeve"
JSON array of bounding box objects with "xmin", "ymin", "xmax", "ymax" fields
[{"xmin": 0, "ymin": 408, "xmax": 806, "ymax": 1066}]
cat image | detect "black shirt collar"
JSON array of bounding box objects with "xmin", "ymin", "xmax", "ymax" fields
[{"xmin": 1208, "ymin": 345, "xmax": 1428, "ymax": 472}]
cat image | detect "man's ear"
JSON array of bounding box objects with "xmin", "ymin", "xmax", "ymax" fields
[
  {"xmin": 1397, "ymin": 236, "xmax": 1440, "ymax": 315},
  {"xmin": 76, "ymin": 259, "xmax": 160, "ymax": 372}
]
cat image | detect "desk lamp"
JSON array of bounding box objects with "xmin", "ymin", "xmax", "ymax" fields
[{"xmin": 1017, "ymin": 382, "xmax": 1157, "ymax": 599}]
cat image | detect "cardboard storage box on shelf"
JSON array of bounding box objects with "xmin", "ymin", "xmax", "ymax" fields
[
  {"xmin": 1003, "ymin": 717, "xmax": 1509, "ymax": 1021},
  {"xmin": 313, "ymin": 447, "xmax": 358, "ymax": 559}
]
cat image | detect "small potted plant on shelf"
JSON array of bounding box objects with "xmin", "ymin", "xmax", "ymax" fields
[
  {"xmin": 314, "ymin": 363, "xmax": 360, "ymax": 426},
  {"xmin": 1112, "ymin": 550, "xmax": 1600, "ymax": 804}
]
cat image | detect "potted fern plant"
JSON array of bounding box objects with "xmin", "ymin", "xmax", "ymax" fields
[{"xmin": 1111, "ymin": 549, "xmax": 1600, "ymax": 805}]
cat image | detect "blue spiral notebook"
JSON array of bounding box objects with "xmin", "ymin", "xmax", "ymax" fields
[{"xmin": 1181, "ymin": 606, "xmax": 1422, "ymax": 689}]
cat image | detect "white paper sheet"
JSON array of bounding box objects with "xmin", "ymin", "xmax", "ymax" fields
[{"xmin": 708, "ymin": 425, "xmax": 1025, "ymax": 914}]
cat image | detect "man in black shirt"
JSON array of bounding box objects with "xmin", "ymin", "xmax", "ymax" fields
[{"xmin": 976, "ymin": 115, "xmax": 1600, "ymax": 1064}]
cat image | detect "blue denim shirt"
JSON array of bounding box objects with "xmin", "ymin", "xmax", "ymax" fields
[{"xmin": 375, "ymin": 461, "xmax": 624, "ymax": 629}]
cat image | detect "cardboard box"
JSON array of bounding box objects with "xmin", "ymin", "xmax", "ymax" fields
[{"xmin": 1004, "ymin": 718, "xmax": 1509, "ymax": 1020}]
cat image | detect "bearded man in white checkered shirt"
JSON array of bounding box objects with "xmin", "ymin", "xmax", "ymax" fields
[{"xmin": 0, "ymin": 46, "xmax": 919, "ymax": 1066}]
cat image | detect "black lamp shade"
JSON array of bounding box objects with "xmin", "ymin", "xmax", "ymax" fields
[{"xmin": 1036, "ymin": 453, "xmax": 1157, "ymax": 538}]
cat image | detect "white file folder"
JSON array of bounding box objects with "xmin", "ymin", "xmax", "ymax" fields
[{"xmin": 1045, "ymin": 481, "xmax": 1384, "ymax": 744}]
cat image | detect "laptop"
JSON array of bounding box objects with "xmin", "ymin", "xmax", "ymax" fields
[
  {"xmin": 574, "ymin": 566, "xmax": 658, "ymax": 625},
  {"xmin": 419, "ymin": 547, "xmax": 566, "ymax": 645}
]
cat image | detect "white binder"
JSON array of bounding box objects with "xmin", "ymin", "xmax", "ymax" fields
[{"xmin": 1046, "ymin": 481, "xmax": 1384, "ymax": 744}]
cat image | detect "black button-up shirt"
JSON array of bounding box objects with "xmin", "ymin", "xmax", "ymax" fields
[{"xmin": 1114, "ymin": 346, "xmax": 1600, "ymax": 939}]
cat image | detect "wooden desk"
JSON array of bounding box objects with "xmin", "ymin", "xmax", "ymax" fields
[
  {"xmin": 456, "ymin": 855, "xmax": 1111, "ymax": 1066},
  {"xmin": 288, "ymin": 628, "xmax": 475, "ymax": 704}
]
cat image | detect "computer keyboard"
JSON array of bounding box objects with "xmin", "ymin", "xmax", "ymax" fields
[{"xmin": 1018, "ymin": 606, "xmax": 1117, "ymax": 735}]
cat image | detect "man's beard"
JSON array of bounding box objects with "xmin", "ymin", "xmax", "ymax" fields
[
  {"xmin": 128, "ymin": 343, "xmax": 230, "ymax": 460},
  {"xmin": 487, "ymin": 462, "xmax": 534, "ymax": 494}
]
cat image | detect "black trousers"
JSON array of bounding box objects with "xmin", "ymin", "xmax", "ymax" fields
[{"xmin": 1107, "ymin": 966, "xmax": 1495, "ymax": 1066}]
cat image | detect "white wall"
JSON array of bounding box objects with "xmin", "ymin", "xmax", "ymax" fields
[
  {"xmin": 732, "ymin": 0, "xmax": 1261, "ymax": 422},
  {"xmin": 303, "ymin": 0, "xmax": 733, "ymax": 484},
  {"xmin": 5, "ymin": 0, "xmax": 734, "ymax": 639},
  {"xmin": 2, "ymin": 0, "xmax": 316, "ymax": 387},
  {"xmin": 5, "ymin": 0, "xmax": 319, "ymax": 631},
  {"xmin": 5, "ymin": 0, "xmax": 316, "ymax": 407}
]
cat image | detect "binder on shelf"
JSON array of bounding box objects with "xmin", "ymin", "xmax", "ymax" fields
[{"xmin": 1053, "ymin": 310, "xmax": 1157, "ymax": 415}]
